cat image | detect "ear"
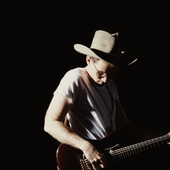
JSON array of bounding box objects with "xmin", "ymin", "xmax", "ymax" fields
[{"xmin": 86, "ymin": 56, "xmax": 91, "ymax": 65}]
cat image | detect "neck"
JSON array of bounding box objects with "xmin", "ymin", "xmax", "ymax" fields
[{"xmin": 84, "ymin": 66, "xmax": 106, "ymax": 87}]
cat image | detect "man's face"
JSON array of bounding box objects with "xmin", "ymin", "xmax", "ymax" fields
[{"xmin": 89, "ymin": 59, "xmax": 118, "ymax": 85}]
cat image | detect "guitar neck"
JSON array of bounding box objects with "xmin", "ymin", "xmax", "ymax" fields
[{"xmin": 110, "ymin": 133, "xmax": 170, "ymax": 159}]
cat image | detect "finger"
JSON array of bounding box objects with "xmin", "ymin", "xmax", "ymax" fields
[
  {"xmin": 99, "ymin": 163, "xmax": 104, "ymax": 169},
  {"xmin": 99, "ymin": 154, "xmax": 108, "ymax": 167},
  {"xmin": 92, "ymin": 161, "xmax": 100, "ymax": 170},
  {"xmin": 93, "ymin": 158, "xmax": 107, "ymax": 169},
  {"xmin": 99, "ymin": 160, "xmax": 106, "ymax": 169},
  {"xmin": 92, "ymin": 159, "xmax": 103, "ymax": 170}
]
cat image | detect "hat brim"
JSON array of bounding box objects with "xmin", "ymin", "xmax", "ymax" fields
[
  {"xmin": 74, "ymin": 44, "xmax": 101, "ymax": 60},
  {"xmin": 74, "ymin": 44, "xmax": 137, "ymax": 67}
]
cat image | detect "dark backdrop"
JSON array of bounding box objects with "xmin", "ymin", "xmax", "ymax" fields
[{"xmin": 1, "ymin": 1, "xmax": 170, "ymax": 169}]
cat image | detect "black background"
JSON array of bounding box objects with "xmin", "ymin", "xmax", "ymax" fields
[{"xmin": 1, "ymin": 1, "xmax": 170, "ymax": 169}]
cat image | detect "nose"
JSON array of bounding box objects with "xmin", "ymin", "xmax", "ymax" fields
[{"xmin": 101, "ymin": 76, "xmax": 107, "ymax": 83}]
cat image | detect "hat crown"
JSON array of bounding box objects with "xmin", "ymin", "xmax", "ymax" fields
[
  {"xmin": 90, "ymin": 30, "xmax": 117, "ymax": 53},
  {"xmin": 74, "ymin": 30, "xmax": 137, "ymax": 66}
]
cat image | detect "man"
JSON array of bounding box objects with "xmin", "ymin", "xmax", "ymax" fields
[{"xmin": 44, "ymin": 30, "xmax": 137, "ymax": 169}]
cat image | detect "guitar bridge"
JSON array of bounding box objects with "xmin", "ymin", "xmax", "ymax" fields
[{"xmin": 79, "ymin": 158, "xmax": 91, "ymax": 170}]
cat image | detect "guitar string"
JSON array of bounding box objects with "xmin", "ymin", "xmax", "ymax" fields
[
  {"xmin": 110, "ymin": 133, "xmax": 170, "ymax": 158},
  {"xmin": 115, "ymin": 136, "xmax": 169, "ymax": 157},
  {"xmin": 81, "ymin": 133, "xmax": 170, "ymax": 167}
]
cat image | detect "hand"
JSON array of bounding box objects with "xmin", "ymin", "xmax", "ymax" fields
[{"xmin": 82, "ymin": 142, "xmax": 108, "ymax": 170}]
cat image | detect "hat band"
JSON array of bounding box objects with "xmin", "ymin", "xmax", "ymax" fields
[{"xmin": 91, "ymin": 48, "xmax": 122, "ymax": 66}]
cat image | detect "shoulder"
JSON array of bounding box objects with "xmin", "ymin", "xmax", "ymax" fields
[
  {"xmin": 58, "ymin": 68, "xmax": 85, "ymax": 88},
  {"xmin": 64, "ymin": 68, "xmax": 84, "ymax": 79},
  {"xmin": 107, "ymin": 79, "xmax": 117, "ymax": 88},
  {"xmin": 54, "ymin": 68, "xmax": 85, "ymax": 103}
]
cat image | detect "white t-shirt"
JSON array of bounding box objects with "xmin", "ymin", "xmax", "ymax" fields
[{"xmin": 54, "ymin": 68, "xmax": 119, "ymax": 140}]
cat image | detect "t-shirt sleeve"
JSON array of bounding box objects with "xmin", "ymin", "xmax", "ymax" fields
[{"xmin": 54, "ymin": 70, "xmax": 80, "ymax": 104}]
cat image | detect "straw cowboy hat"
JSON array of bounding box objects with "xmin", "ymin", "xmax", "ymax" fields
[{"xmin": 74, "ymin": 30, "xmax": 137, "ymax": 66}]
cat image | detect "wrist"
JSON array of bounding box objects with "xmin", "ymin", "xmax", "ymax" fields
[{"xmin": 80, "ymin": 140, "xmax": 92, "ymax": 152}]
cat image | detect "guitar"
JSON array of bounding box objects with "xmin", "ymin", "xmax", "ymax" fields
[{"xmin": 56, "ymin": 127, "xmax": 170, "ymax": 170}]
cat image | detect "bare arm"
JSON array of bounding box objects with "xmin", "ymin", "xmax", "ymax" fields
[{"xmin": 44, "ymin": 94, "xmax": 107, "ymax": 169}]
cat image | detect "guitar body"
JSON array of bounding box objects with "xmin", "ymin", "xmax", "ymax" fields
[
  {"xmin": 56, "ymin": 144, "xmax": 82, "ymax": 170},
  {"xmin": 56, "ymin": 127, "xmax": 169, "ymax": 170},
  {"xmin": 56, "ymin": 128, "xmax": 122, "ymax": 170}
]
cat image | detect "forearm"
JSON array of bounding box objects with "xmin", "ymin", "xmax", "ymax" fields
[
  {"xmin": 44, "ymin": 119, "xmax": 90, "ymax": 151},
  {"xmin": 44, "ymin": 119, "xmax": 107, "ymax": 169},
  {"xmin": 44, "ymin": 94, "xmax": 108, "ymax": 169}
]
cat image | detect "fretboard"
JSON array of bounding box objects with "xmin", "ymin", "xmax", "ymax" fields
[{"xmin": 110, "ymin": 132, "xmax": 170, "ymax": 159}]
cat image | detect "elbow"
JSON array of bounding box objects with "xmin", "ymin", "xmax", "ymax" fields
[
  {"xmin": 44, "ymin": 121, "xmax": 52, "ymax": 134},
  {"xmin": 44, "ymin": 121, "xmax": 48, "ymax": 133},
  {"xmin": 44, "ymin": 124, "xmax": 47, "ymax": 133},
  {"xmin": 44, "ymin": 116, "xmax": 58, "ymax": 134},
  {"xmin": 44, "ymin": 111, "xmax": 52, "ymax": 133},
  {"xmin": 44, "ymin": 116, "xmax": 50, "ymax": 133}
]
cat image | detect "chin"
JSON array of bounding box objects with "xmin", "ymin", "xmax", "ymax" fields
[{"xmin": 97, "ymin": 81, "xmax": 105, "ymax": 85}]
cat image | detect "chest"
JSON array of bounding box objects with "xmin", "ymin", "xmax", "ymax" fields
[{"xmin": 76, "ymin": 84, "xmax": 114, "ymax": 114}]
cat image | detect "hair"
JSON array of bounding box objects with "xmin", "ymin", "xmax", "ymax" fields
[
  {"xmin": 90, "ymin": 56, "xmax": 114, "ymax": 68},
  {"xmin": 90, "ymin": 56, "xmax": 100, "ymax": 63}
]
